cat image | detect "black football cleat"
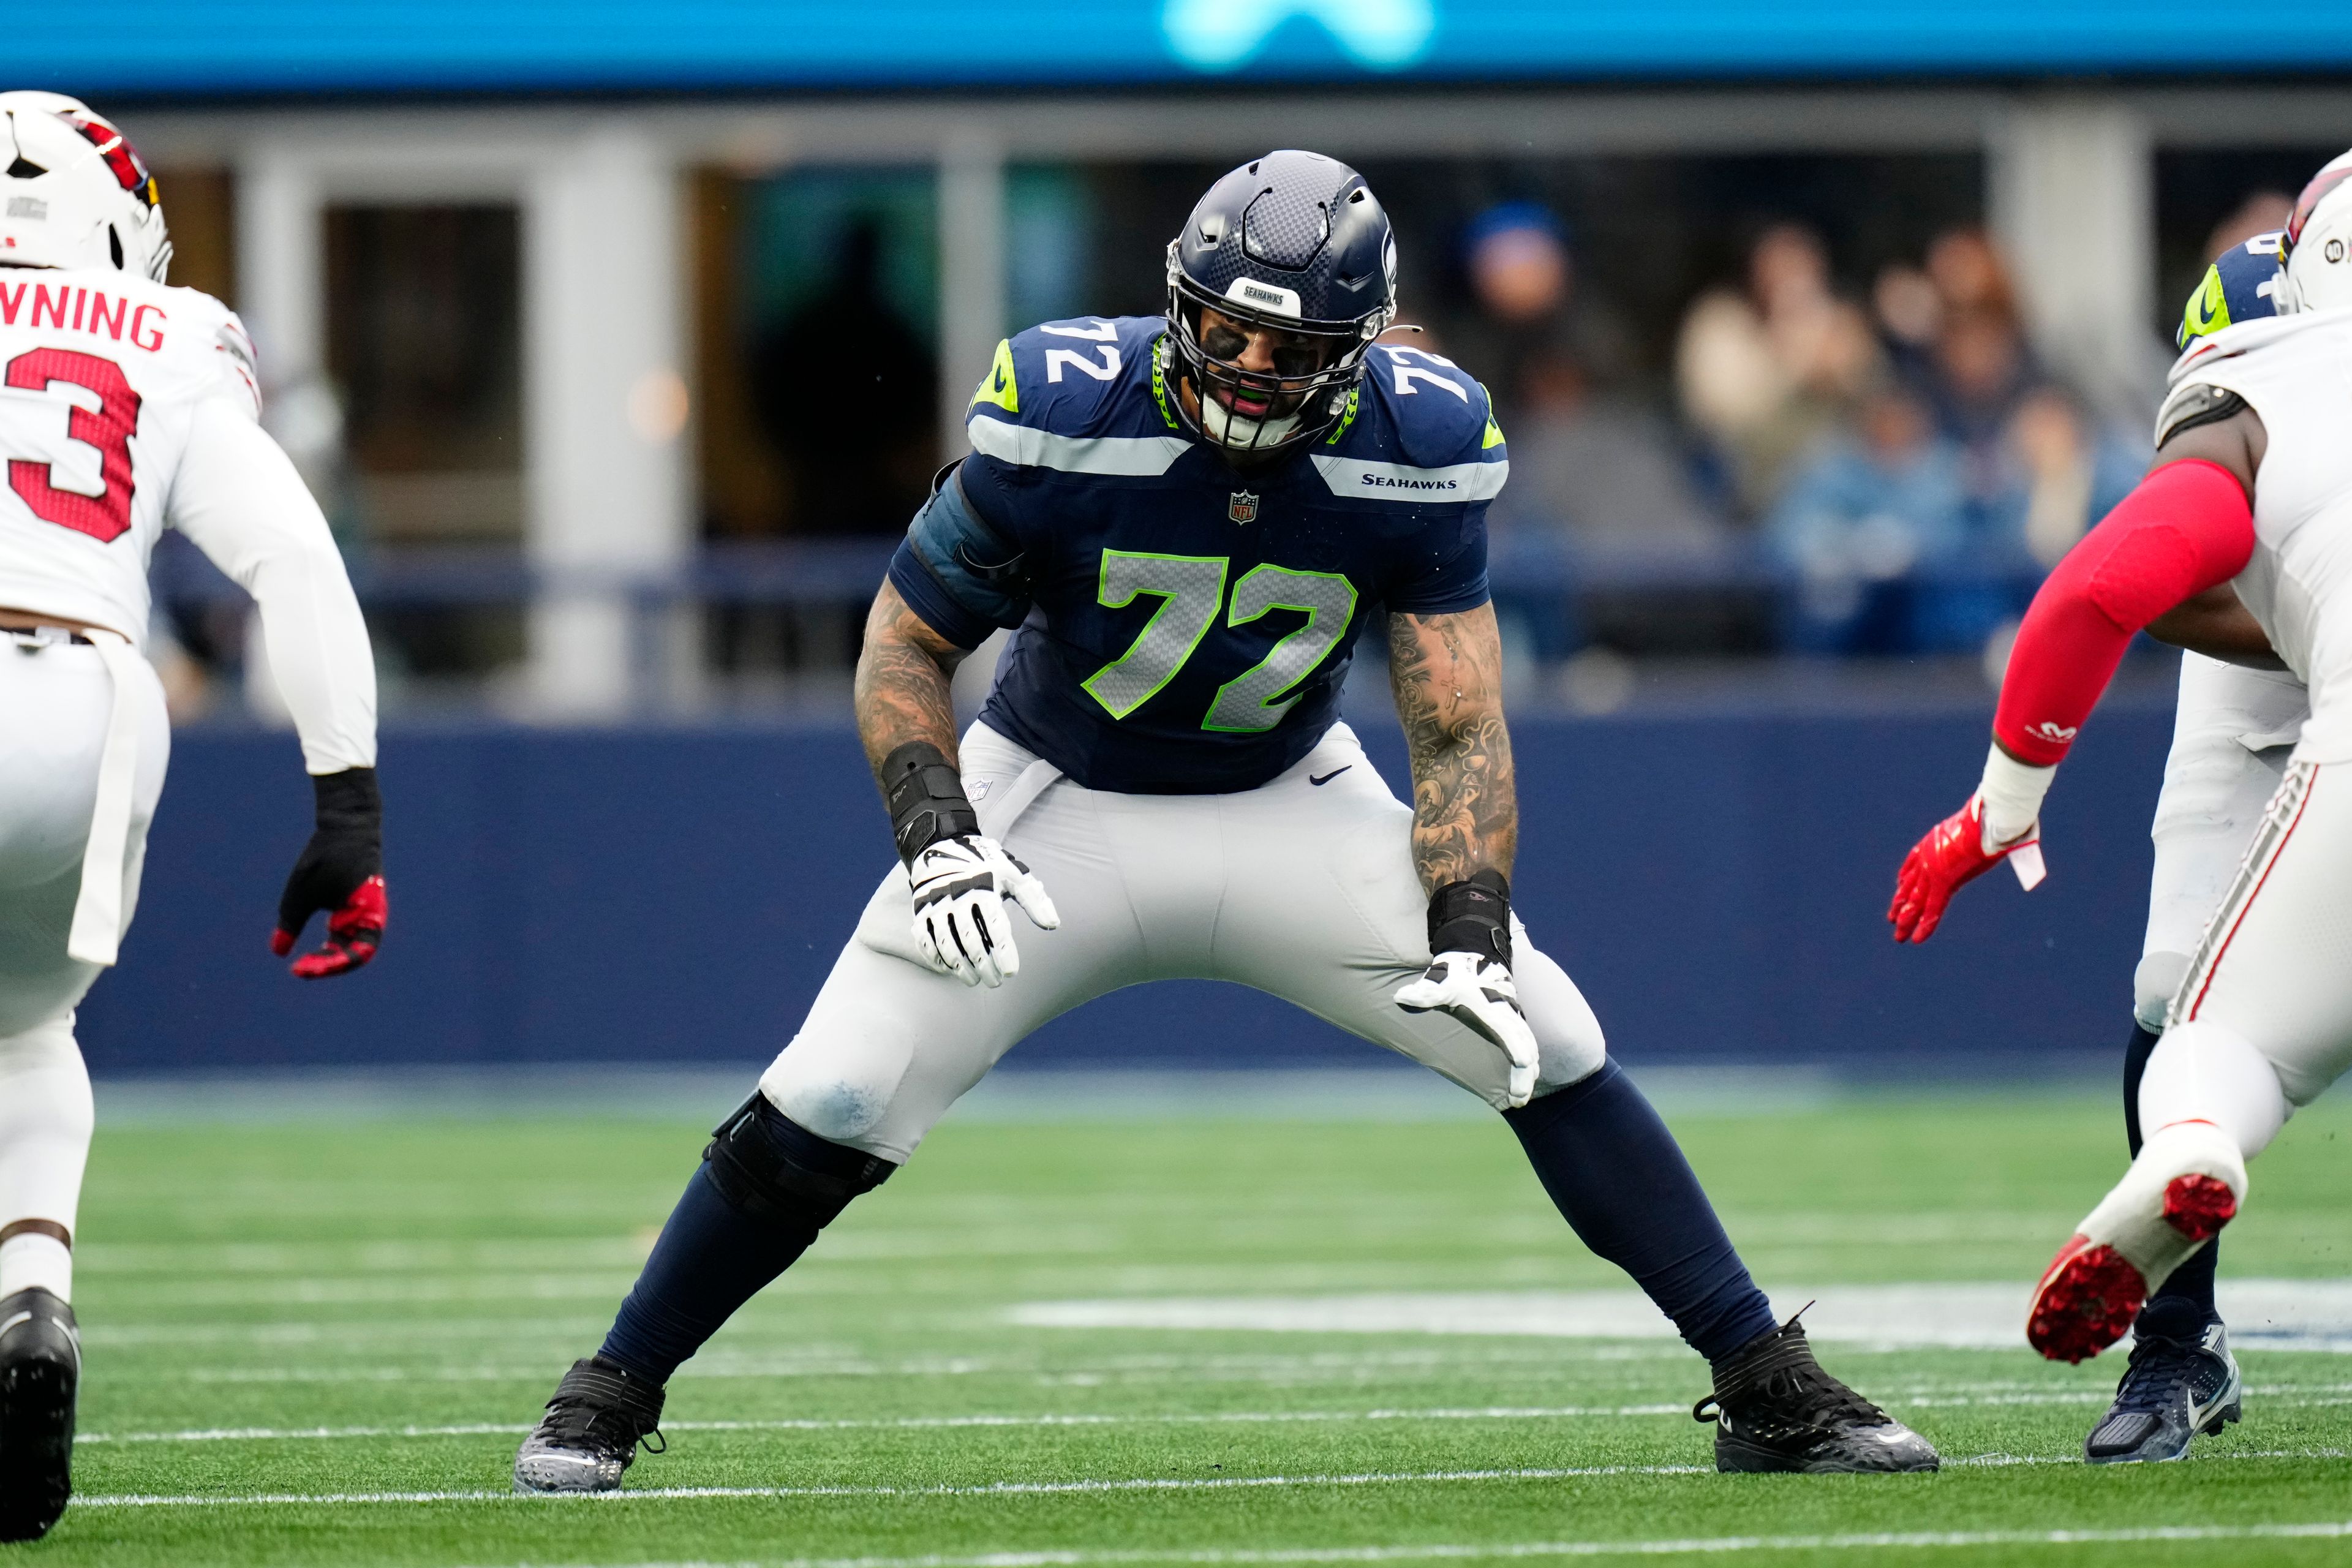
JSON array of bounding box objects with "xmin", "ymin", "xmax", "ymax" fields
[
  {"xmin": 1695, "ymin": 1314, "xmax": 1940, "ymax": 1474},
  {"xmin": 2084, "ymin": 1317, "xmax": 2241, "ymax": 1464},
  {"xmin": 0, "ymin": 1287, "xmax": 80, "ymax": 1542},
  {"xmin": 513, "ymin": 1356, "xmax": 666, "ymax": 1494}
]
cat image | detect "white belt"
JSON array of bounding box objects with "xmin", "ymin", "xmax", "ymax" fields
[
  {"xmin": 973, "ymin": 756, "xmax": 1063, "ymax": 842},
  {"xmin": 66, "ymin": 627, "xmax": 145, "ymax": 968}
]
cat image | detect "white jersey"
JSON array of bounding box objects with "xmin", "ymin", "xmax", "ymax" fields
[
  {"xmin": 0, "ymin": 265, "xmax": 374, "ymax": 772},
  {"xmin": 2171, "ymin": 311, "xmax": 2352, "ymax": 764}
]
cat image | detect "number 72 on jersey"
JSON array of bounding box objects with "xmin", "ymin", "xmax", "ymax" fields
[{"xmin": 1082, "ymin": 551, "xmax": 1356, "ymax": 734}]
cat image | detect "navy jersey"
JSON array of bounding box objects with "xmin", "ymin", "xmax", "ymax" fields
[
  {"xmin": 2178, "ymin": 230, "xmax": 2286, "ymax": 350},
  {"xmin": 888, "ymin": 315, "xmax": 1504, "ymax": 794}
]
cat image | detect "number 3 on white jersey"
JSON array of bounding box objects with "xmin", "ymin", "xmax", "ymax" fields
[{"xmin": 0, "ymin": 350, "xmax": 141, "ymax": 543}]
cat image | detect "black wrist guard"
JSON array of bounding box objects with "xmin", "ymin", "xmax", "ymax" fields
[
  {"xmin": 883, "ymin": 741, "xmax": 979, "ymax": 865},
  {"xmin": 1427, "ymin": 868, "xmax": 1512, "ymax": 968}
]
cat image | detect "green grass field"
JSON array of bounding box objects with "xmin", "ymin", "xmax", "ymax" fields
[{"xmin": 23, "ymin": 1078, "xmax": 2352, "ymax": 1566}]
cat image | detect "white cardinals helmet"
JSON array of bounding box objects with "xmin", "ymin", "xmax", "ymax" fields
[
  {"xmin": 0, "ymin": 92, "xmax": 171, "ymax": 281},
  {"xmin": 2280, "ymin": 148, "xmax": 2352, "ymax": 315}
]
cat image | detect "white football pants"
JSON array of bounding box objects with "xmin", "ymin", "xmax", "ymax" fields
[
  {"xmin": 0, "ymin": 635, "xmax": 170, "ymax": 1302},
  {"xmin": 2140, "ymin": 752, "xmax": 2352, "ymax": 1161},
  {"xmin": 2135, "ymin": 654, "xmax": 2307, "ymax": 1031},
  {"xmin": 760, "ymin": 721, "xmax": 1609, "ymax": 1162}
]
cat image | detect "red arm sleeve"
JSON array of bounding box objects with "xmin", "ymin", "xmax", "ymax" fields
[{"xmin": 1992, "ymin": 458, "xmax": 2256, "ymax": 765}]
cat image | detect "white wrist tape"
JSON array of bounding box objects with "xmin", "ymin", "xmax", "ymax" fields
[
  {"xmin": 1978, "ymin": 742, "xmax": 2054, "ymax": 890},
  {"xmin": 1977, "ymin": 742, "xmax": 2056, "ymax": 845}
]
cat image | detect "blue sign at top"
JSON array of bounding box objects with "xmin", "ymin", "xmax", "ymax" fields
[{"xmin": 19, "ymin": 0, "xmax": 2352, "ymax": 94}]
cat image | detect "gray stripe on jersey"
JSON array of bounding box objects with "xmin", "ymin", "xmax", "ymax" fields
[{"xmin": 967, "ymin": 417, "xmax": 1191, "ymax": 477}]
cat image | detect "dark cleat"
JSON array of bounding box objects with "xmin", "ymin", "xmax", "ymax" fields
[
  {"xmin": 1695, "ymin": 1313, "xmax": 1939, "ymax": 1474},
  {"xmin": 513, "ymin": 1356, "xmax": 666, "ymax": 1494},
  {"xmin": 2085, "ymin": 1318, "xmax": 2241, "ymax": 1464},
  {"xmin": 0, "ymin": 1287, "xmax": 80, "ymax": 1542}
]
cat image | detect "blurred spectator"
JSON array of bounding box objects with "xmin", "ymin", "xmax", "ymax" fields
[
  {"xmin": 1489, "ymin": 349, "xmax": 1727, "ymax": 551},
  {"xmin": 2206, "ymin": 191, "xmax": 2296, "ymax": 262},
  {"xmin": 1449, "ymin": 202, "xmax": 1635, "ymax": 429},
  {"xmin": 1995, "ymin": 388, "xmax": 2144, "ymax": 569},
  {"xmin": 1765, "ymin": 382, "xmax": 1983, "ymax": 652},
  {"xmin": 1903, "ymin": 228, "xmax": 2045, "ymax": 454},
  {"xmin": 1675, "ymin": 223, "xmax": 1880, "ymax": 518},
  {"xmin": 749, "ymin": 217, "xmax": 937, "ymax": 536}
]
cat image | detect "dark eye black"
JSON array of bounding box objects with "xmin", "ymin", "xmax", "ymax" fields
[
  {"xmin": 1202, "ymin": 325, "xmax": 1248, "ymax": 361},
  {"xmin": 1271, "ymin": 346, "xmax": 1323, "ymax": 378}
]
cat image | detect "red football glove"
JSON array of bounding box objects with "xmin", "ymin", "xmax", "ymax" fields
[
  {"xmin": 273, "ymin": 874, "xmax": 387, "ymax": 978},
  {"xmin": 272, "ymin": 767, "xmax": 386, "ymax": 979},
  {"xmin": 1888, "ymin": 794, "xmax": 2046, "ymax": 944}
]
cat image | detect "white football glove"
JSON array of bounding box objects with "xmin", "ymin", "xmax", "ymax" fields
[
  {"xmin": 1395, "ymin": 951, "xmax": 1539, "ymax": 1107},
  {"xmin": 905, "ymin": 834, "xmax": 1060, "ymax": 987}
]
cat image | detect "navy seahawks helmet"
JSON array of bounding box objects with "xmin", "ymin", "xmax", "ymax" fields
[{"xmin": 1165, "ymin": 150, "xmax": 1398, "ymax": 456}]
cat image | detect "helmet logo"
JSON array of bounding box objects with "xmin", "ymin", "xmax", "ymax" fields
[
  {"xmin": 1224, "ymin": 276, "xmax": 1302, "ymax": 318},
  {"xmin": 1228, "ymin": 489, "xmax": 1259, "ymax": 524}
]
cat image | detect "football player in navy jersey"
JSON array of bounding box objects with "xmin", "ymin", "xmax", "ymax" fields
[{"xmin": 514, "ymin": 151, "xmax": 1937, "ymax": 1491}]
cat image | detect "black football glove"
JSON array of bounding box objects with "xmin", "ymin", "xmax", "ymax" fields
[{"xmin": 273, "ymin": 766, "xmax": 386, "ymax": 979}]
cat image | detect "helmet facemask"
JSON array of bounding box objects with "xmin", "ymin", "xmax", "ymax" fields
[{"xmin": 1165, "ymin": 241, "xmax": 1385, "ymax": 457}]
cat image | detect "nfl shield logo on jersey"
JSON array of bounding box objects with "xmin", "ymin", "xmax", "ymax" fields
[{"xmin": 1227, "ymin": 490, "xmax": 1259, "ymax": 525}]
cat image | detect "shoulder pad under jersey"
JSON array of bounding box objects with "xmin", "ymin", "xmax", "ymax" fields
[
  {"xmin": 2154, "ymin": 382, "xmax": 2250, "ymax": 449},
  {"xmin": 1311, "ymin": 342, "xmax": 1506, "ymax": 505},
  {"xmin": 964, "ymin": 315, "xmax": 1188, "ymax": 476}
]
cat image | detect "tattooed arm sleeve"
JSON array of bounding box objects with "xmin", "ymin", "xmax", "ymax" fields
[
  {"xmin": 1387, "ymin": 605, "xmax": 1517, "ymax": 892},
  {"xmin": 856, "ymin": 579, "xmax": 971, "ymax": 791}
]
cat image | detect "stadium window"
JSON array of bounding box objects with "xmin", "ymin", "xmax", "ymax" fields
[{"xmin": 324, "ymin": 203, "xmax": 526, "ymax": 681}]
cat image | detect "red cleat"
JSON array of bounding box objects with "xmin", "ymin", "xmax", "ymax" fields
[
  {"xmin": 2163, "ymin": 1174, "xmax": 2238, "ymax": 1242},
  {"xmin": 2027, "ymin": 1234, "xmax": 2146, "ymax": 1364}
]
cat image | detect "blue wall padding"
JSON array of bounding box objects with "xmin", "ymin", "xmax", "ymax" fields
[{"xmin": 76, "ymin": 706, "xmax": 2171, "ymax": 1076}]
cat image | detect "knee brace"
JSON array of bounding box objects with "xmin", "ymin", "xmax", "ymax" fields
[
  {"xmin": 2139, "ymin": 1020, "xmax": 2291, "ymax": 1160},
  {"xmin": 702, "ymin": 1093, "xmax": 895, "ymax": 1234},
  {"xmin": 2132, "ymin": 951, "xmax": 2189, "ymax": 1035}
]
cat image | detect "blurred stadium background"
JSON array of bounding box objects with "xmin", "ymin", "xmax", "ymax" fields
[
  {"xmin": 16, "ymin": 9, "xmax": 2352, "ymax": 1564},
  {"xmin": 21, "ymin": 2, "xmax": 2352, "ymax": 1078}
]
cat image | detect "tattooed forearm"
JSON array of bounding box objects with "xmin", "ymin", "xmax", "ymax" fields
[
  {"xmin": 1388, "ymin": 605, "xmax": 1517, "ymax": 892},
  {"xmin": 855, "ymin": 580, "xmax": 970, "ymax": 791}
]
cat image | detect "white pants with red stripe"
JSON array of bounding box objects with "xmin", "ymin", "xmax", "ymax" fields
[
  {"xmin": 2136, "ymin": 654, "xmax": 2306, "ymax": 1031},
  {"xmin": 2143, "ymin": 755, "xmax": 2352, "ymax": 1158},
  {"xmin": 755, "ymin": 720, "xmax": 1609, "ymax": 1164}
]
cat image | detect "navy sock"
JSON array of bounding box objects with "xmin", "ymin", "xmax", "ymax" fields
[
  {"xmin": 2124, "ymin": 1022, "xmax": 2220, "ymax": 1323},
  {"xmin": 598, "ymin": 1101, "xmax": 892, "ymax": 1384},
  {"xmin": 1503, "ymin": 1059, "xmax": 1778, "ymax": 1363},
  {"xmin": 597, "ymin": 1163, "xmax": 821, "ymax": 1384}
]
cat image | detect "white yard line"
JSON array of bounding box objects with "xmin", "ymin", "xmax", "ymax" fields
[
  {"xmin": 67, "ymin": 1392, "xmax": 2352, "ymax": 1446},
  {"xmin": 449, "ymin": 1520, "xmax": 2352, "ymax": 1567},
  {"xmin": 71, "ymin": 1466, "xmax": 1708, "ymax": 1507},
  {"xmin": 167, "ymin": 1344, "xmax": 1699, "ymax": 1385},
  {"xmin": 1009, "ymin": 1282, "xmax": 2352, "ymax": 1352},
  {"xmin": 66, "ymin": 1449, "xmax": 2349, "ymax": 1509},
  {"xmin": 76, "ymin": 1408, "xmax": 1698, "ymax": 1444}
]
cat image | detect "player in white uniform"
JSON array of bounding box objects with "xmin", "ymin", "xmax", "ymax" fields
[
  {"xmin": 2046, "ymin": 235, "xmax": 2316, "ymax": 1464},
  {"xmin": 0, "ymin": 94, "xmax": 386, "ymax": 1542},
  {"xmin": 1890, "ymin": 148, "xmax": 2352, "ymax": 1370}
]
